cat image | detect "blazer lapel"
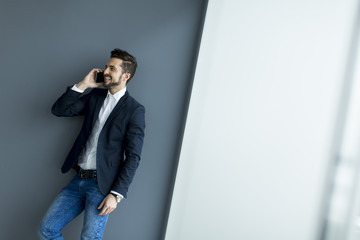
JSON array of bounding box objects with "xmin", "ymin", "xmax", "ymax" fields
[
  {"xmin": 92, "ymin": 91, "xmax": 107, "ymax": 128},
  {"xmin": 103, "ymin": 91, "xmax": 129, "ymax": 128}
]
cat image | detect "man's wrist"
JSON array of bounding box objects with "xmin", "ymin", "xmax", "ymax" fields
[
  {"xmin": 110, "ymin": 193, "xmax": 122, "ymax": 203},
  {"xmin": 71, "ymin": 84, "xmax": 85, "ymax": 93},
  {"xmin": 75, "ymin": 82, "xmax": 88, "ymax": 91},
  {"xmin": 110, "ymin": 190, "xmax": 124, "ymax": 199}
]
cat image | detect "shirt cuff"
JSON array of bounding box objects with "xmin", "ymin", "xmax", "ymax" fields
[
  {"xmin": 71, "ymin": 84, "xmax": 85, "ymax": 93},
  {"xmin": 111, "ymin": 190, "xmax": 124, "ymax": 199}
]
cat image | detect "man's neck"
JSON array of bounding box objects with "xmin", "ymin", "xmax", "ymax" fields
[{"xmin": 109, "ymin": 86, "xmax": 126, "ymax": 95}]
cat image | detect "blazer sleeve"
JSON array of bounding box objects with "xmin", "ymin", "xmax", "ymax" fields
[
  {"xmin": 52, "ymin": 87, "xmax": 89, "ymax": 117},
  {"xmin": 111, "ymin": 105, "xmax": 146, "ymax": 197}
]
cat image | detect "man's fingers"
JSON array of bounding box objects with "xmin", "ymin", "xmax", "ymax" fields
[
  {"xmin": 98, "ymin": 194, "xmax": 118, "ymax": 215},
  {"xmin": 99, "ymin": 207, "xmax": 114, "ymax": 215},
  {"xmin": 98, "ymin": 199, "xmax": 105, "ymax": 209},
  {"xmin": 99, "ymin": 208, "xmax": 106, "ymax": 215},
  {"xmin": 99, "ymin": 203, "xmax": 116, "ymax": 215}
]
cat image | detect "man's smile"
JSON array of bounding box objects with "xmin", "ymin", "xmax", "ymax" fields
[{"xmin": 104, "ymin": 75, "xmax": 112, "ymax": 83}]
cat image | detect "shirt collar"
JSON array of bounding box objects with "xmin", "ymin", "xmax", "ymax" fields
[{"xmin": 107, "ymin": 87, "xmax": 126, "ymax": 103}]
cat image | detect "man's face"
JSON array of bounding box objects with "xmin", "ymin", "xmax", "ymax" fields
[{"xmin": 103, "ymin": 58, "xmax": 129, "ymax": 90}]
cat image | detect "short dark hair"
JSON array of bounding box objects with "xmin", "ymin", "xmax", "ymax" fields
[{"xmin": 110, "ymin": 48, "xmax": 137, "ymax": 83}]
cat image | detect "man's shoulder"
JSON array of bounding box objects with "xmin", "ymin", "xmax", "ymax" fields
[{"xmin": 126, "ymin": 92, "xmax": 145, "ymax": 110}]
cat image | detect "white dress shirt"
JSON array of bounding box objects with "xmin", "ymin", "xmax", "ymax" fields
[{"xmin": 71, "ymin": 84, "xmax": 126, "ymax": 198}]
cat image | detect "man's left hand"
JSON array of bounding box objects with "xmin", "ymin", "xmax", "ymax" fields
[{"xmin": 98, "ymin": 194, "xmax": 117, "ymax": 215}]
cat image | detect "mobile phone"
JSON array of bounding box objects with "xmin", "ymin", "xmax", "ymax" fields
[{"xmin": 96, "ymin": 72, "xmax": 104, "ymax": 83}]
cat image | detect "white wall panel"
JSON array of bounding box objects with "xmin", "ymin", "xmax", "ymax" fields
[{"xmin": 166, "ymin": 1, "xmax": 358, "ymax": 240}]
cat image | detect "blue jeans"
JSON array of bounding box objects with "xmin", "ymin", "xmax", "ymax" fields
[{"xmin": 38, "ymin": 174, "xmax": 109, "ymax": 240}]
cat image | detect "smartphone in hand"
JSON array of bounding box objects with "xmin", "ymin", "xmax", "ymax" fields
[{"xmin": 96, "ymin": 72, "xmax": 104, "ymax": 83}]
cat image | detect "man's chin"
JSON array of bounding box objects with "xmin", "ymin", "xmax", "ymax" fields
[
  {"xmin": 103, "ymin": 82, "xmax": 121, "ymax": 89},
  {"xmin": 103, "ymin": 80, "xmax": 111, "ymax": 87}
]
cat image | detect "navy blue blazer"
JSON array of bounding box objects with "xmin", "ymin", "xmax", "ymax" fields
[{"xmin": 52, "ymin": 87, "xmax": 145, "ymax": 198}]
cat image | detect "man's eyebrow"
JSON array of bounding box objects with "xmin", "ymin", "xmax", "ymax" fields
[{"xmin": 105, "ymin": 64, "xmax": 118, "ymax": 69}]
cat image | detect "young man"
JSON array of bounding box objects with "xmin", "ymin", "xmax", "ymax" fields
[{"xmin": 39, "ymin": 49, "xmax": 145, "ymax": 240}]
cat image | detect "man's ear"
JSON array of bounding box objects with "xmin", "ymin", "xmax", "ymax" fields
[{"xmin": 122, "ymin": 73, "xmax": 131, "ymax": 83}]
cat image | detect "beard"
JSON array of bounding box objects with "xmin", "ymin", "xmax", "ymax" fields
[
  {"xmin": 103, "ymin": 81, "xmax": 121, "ymax": 88},
  {"xmin": 103, "ymin": 73, "xmax": 122, "ymax": 88}
]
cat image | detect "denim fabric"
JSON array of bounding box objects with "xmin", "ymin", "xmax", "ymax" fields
[{"xmin": 38, "ymin": 175, "xmax": 109, "ymax": 240}]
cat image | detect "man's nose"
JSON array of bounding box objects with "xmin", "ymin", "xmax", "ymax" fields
[{"xmin": 103, "ymin": 68, "xmax": 110, "ymax": 75}]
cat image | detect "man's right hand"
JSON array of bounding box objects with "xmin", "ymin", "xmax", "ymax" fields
[{"xmin": 76, "ymin": 68, "xmax": 104, "ymax": 91}]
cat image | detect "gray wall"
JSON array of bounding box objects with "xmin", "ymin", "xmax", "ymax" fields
[{"xmin": 0, "ymin": 1, "xmax": 206, "ymax": 239}]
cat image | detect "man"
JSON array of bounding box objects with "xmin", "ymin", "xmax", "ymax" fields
[{"xmin": 39, "ymin": 48, "xmax": 145, "ymax": 240}]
